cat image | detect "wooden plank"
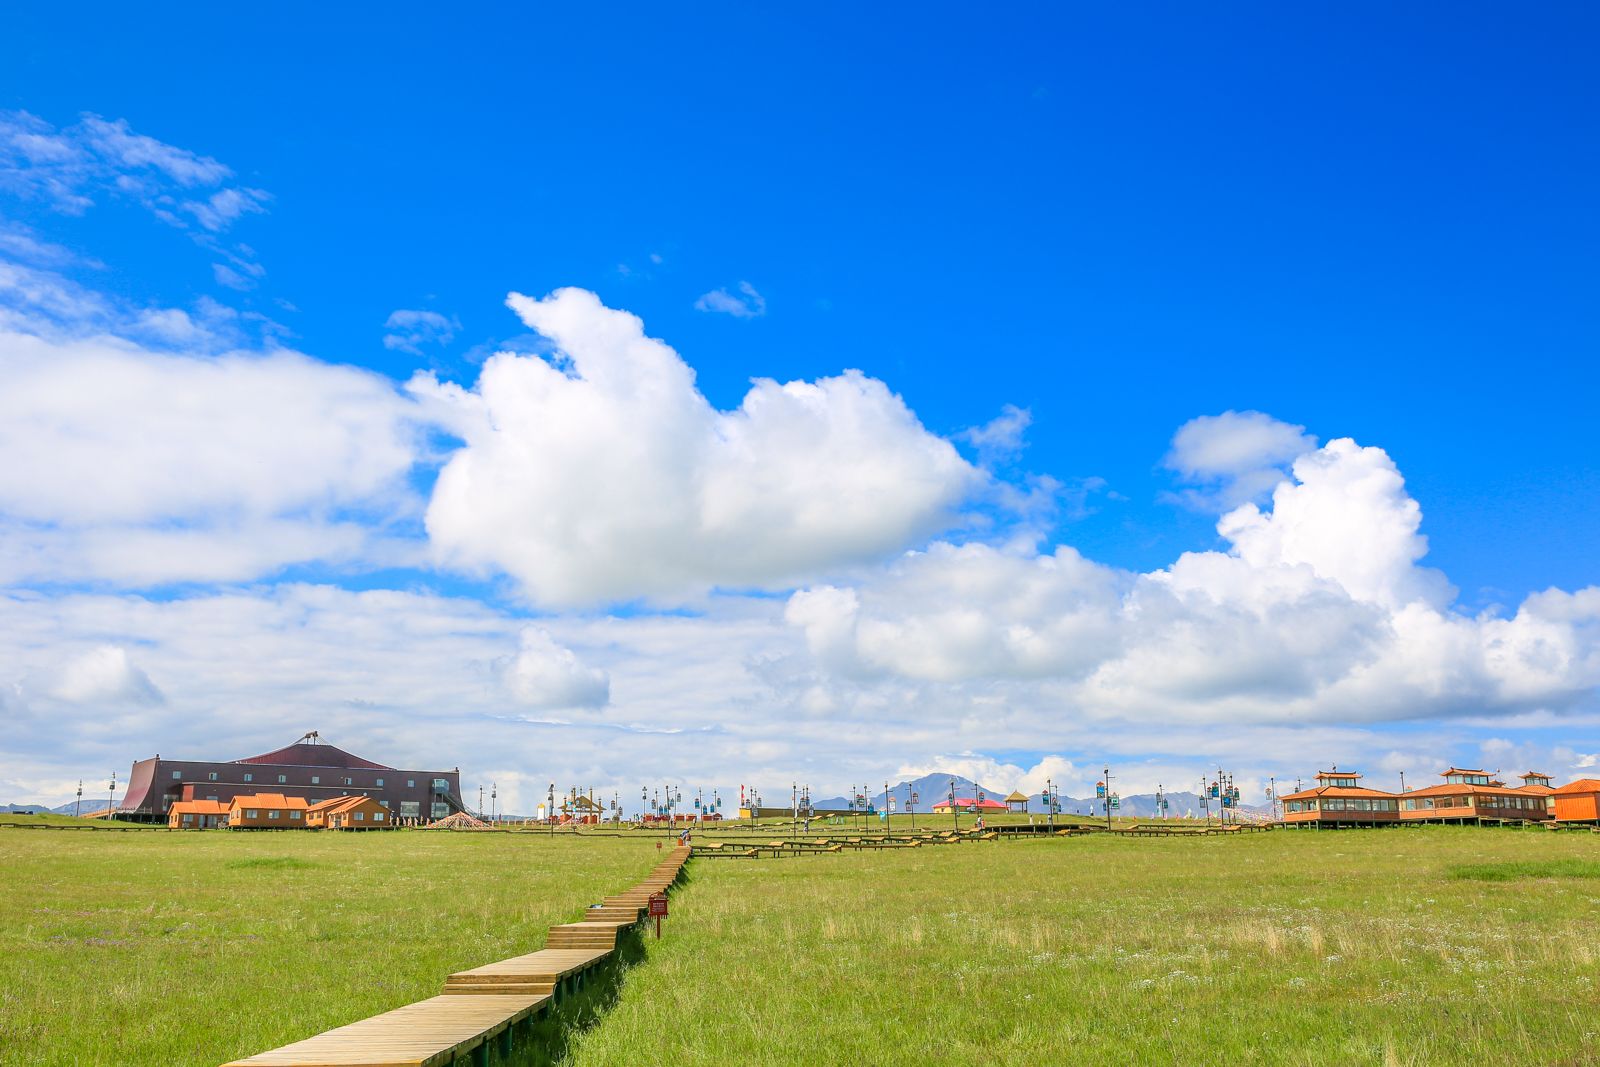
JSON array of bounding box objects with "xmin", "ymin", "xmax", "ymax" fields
[
  {"xmin": 222, "ymin": 994, "xmax": 546, "ymax": 1067},
  {"xmin": 445, "ymin": 947, "xmax": 611, "ymax": 986}
]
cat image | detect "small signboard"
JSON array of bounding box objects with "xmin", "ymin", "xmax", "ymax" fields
[{"xmin": 649, "ymin": 891, "xmax": 668, "ymax": 938}]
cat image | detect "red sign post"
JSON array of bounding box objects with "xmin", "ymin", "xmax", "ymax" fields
[{"xmin": 648, "ymin": 892, "xmax": 668, "ymax": 938}]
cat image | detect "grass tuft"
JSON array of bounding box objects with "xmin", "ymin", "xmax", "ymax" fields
[
  {"xmin": 1447, "ymin": 858, "xmax": 1600, "ymax": 881},
  {"xmin": 224, "ymin": 855, "xmax": 316, "ymax": 870}
]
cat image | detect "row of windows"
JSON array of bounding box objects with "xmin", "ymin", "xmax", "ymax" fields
[
  {"xmin": 172, "ymin": 770, "xmax": 411, "ymax": 787},
  {"xmin": 1287, "ymin": 798, "xmax": 1400, "ymax": 812},
  {"xmin": 1290, "ymin": 794, "xmax": 1555, "ymax": 814},
  {"xmin": 1402, "ymin": 794, "xmax": 1549, "ymax": 811}
]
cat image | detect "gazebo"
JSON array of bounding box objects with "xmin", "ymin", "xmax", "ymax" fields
[{"xmin": 1004, "ymin": 790, "xmax": 1030, "ymax": 813}]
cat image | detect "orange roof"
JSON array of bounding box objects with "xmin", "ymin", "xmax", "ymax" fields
[
  {"xmin": 1440, "ymin": 767, "xmax": 1488, "ymax": 776},
  {"xmin": 230, "ymin": 793, "xmax": 309, "ymax": 810},
  {"xmin": 170, "ymin": 800, "xmax": 230, "ymax": 815},
  {"xmin": 1515, "ymin": 782, "xmax": 1555, "ymax": 795},
  {"xmin": 1553, "ymin": 778, "xmax": 1600, "ymax": 796},
  {"xmin": 1279, "ymin": 785, "xmax": 1396, "ymax": 801},
  {"xmin": 308, "ymin": 795, "xmax": 373, "ymax": 814},
  {"xmin": 1314, "ymin": 770, "xmax": 1363, "ymax": 779},
  {"xmin": 1405, "ymin": 782, "xmax": 1527, "ymax": 798}
]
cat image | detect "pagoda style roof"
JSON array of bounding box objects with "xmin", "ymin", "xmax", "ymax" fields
[
  {"xmin": 1004, "ymin": 790, "xmax": 1030, "ymax": 803},
  {"xmin": 1279, "ymin": 785, "xmax": 1396, "ymax": 801},
  {"xmin": 1440, "ymin": 767, "xmax": 1487, "ymax": 776}
]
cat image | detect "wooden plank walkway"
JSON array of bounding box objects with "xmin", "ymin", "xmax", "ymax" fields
[
  {"xmin": 221, "ymin": 994, "xmax": 546, "ymax": 1067},
  {"xmin": 221, "ymin": 844, "xmax": 691, "ymax": 1066},
  {"xmin": 444, "ymin": 947, "xmax": 613, "ymax": 997}
]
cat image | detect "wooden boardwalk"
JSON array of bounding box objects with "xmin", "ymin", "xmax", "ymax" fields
[
  {"xmin": 222, "ymin": 845, "xmax": 691, "ymax": 1066},
  {"xmin": 221, "ymin": 994, "xmax": 547, "ymax": 1067}
]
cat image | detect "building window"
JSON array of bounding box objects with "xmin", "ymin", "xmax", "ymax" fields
[
  {"xmin": 431, "ymin": 802, "xmax": 449, "ymax": 819},
  {"xmin": 408, "ymin": 779, "xmax": 415, "ymax": 788},
  {"xmin": 311, "ymin": 776, "xmax": 320, "ymax": 785},
  {"xmin": 343, "ymin": 777, "xmax": 353, "ymax": 786},
  {"xmin": 243, "ymin": 773, "xmax": 253, "ymax": 782},
  {"xmin": 247, "ymin": 809, "xmax": 259, "ymax": 818},
  {"xmin": 355, "ymin": 812, "xmax": 365, "ymax": 821},
  {"xmin": 172, "ymin": 771, "xmax": 182, "ymax": 780},
  {"xmin": 290, "ymin": 811, "xmax": 301, "ymax": 820},
  {"xmin": 401, "ymin": 801, "xmax": 420, "ymax": 818},
  {"xmin": 277, "ymin": 774, "xmax": 287, "ymax": 784},
  {"xmin": 375, "ymin": 778, "xmax": 384, "ymax": 787},
  {"xmin": 268, "ymin": 810, "xmax": 279, "ymax": 820},
  {"xmin": 182, "ymin": 814, "xmax": 193, "ymax": 823},
  {"xmin": 374, "ymin": 812, "xmax": 385, "ymax": 822},
  {"xmin": 208, "ymin": 772, "xmax": 218, "ymax": 781}
]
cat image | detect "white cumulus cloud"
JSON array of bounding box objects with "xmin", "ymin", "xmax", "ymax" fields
[
  {"xmin": 0, "ymin": 328, "xmax": 421, "ymax": 585},
  {"xmin": 409, "ymin": 287, "xmax": 976, "ymax": 606},
  {"xmin": 502, "ymin": 627, "xmax": 610, "ymax": 710},
  {"xmin": 50, "ymin": 645, "xmax": 163, "ymax": 705},
  {"xmin": 1165, "ymin": 410, "xmax": 1317, "ymax": 509},
  {"xmin": 788, "ymin": 431, "xmax": 1600, "ymax": 726}
]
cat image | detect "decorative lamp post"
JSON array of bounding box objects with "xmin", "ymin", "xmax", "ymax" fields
[
  {"xmin": 74, "ymin": 779, "xmax": 83, "ymax": 820},
  {"xmin": 108, "ymin": 771, "xmax": 116, "ymax": 822},
  {"xmin": 909, "ymin": 790, "xmax": 918, "ymax": 831},
  {"xmin": 949, "ymin": 778, "xmax": 958, "ymax": 832}
]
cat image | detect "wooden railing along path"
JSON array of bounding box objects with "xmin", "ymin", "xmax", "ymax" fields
[{"xmin": 221, "ymin": 845, "xmax": 692, "ymax": 1067}]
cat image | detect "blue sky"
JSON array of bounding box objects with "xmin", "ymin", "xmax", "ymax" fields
[{"xmin": 1, "ymin": 5, "xmax": 1596, "ymax": 809}]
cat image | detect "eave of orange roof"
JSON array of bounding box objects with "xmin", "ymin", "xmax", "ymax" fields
[
  {"xmin": 1405, "ymin": 783, "xmax": 1528, "ymax": 798},
  {"xmin": 170, "ymin": 800, "xmax": 230, "ymax": 814},
  {"xmin": 1280, "ymin": 786, "xmax": 1395, "ymax": 800},
  {"xmin": 230, "ymin": 793, "xmax": 309, "ymax": 809},
  {"xmin": 1553, "ymin": 778, "xmax": 1600, "ymax": 796}
]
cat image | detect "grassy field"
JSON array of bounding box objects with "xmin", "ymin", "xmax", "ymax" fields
[
  {"xmin": 564, "ymin": 827, "xmax": 1600, "ymax": 1066},
  {"xmin": 0, "ymin": 825, "xmax": 662, "ymax": 1065}
]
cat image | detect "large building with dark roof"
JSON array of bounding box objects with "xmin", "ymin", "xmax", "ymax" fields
[{"xmin": 117, "ymin": 732, "xmax": 465, "ymax": 823}]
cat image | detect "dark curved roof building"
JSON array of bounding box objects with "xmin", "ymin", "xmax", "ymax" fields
[{"xmin": 117, "ymin": 732, "xmax": 465, "ymax": 823}]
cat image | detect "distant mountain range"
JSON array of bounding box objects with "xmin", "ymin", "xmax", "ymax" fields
[{"xmin": 2, "ymin": 801, "xmax": 98, "ymax": 815}]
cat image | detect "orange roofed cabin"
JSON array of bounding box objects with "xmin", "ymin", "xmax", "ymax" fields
[
  {"xmin": 168, "ymin": 799, "xmax": 229, "ymax": 829},
  {"xmin": 1399, "ymin": 769, "xmax": 1552, "ymax": 824},
  {"xmin": 306, "ymin": 795, "xmax": 391, "ymax": 830},
  {"xmin": 1279, "ymin": 771, "xmax": 1399, "ymax": 828},
  {"xmin": 228, "ymin": 793, "xmax": 309, "ymax": 829},
  {"xmin": 1551, "ymin": 779, "xmax": 1600, "ymax": 826}
]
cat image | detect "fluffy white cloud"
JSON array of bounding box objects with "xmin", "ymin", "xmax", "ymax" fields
[
  {"xmin": 411, "ymin": 287, "xmax": 976, "ymax": 605},
  {"xmin": 49, "ymin": 645, "xmax": 164, "ymax": 706},
  {"xmin": 788, "ymin": 434, "xmax": 1600, "ymax": 727},
  {"xmin": 502, "ymin": 627, "xmax": 609, "ymax": 710},
  {"xmin": 1165, "ymin": 410, "xmax": 1317, "ymax": 508},
  {"xmin": 0, "ymin": 328, "xmax": 421, "ymax": 584},
  {"xmin": 694, "ymin": 281, "xmax": 765, "ymax": 318}
]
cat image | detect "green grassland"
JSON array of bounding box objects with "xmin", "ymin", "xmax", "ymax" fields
[
  {"xmin": 7, "ymin": 822, "xmax": 1599, "ymax": 1066},
  {"xmin": 565, "ymin": 827, "xmax": 1600, "ymax": 1067},
  {"xmin": 0, "ymin": 825, "xmax": 661, "ymax": 1065}
]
